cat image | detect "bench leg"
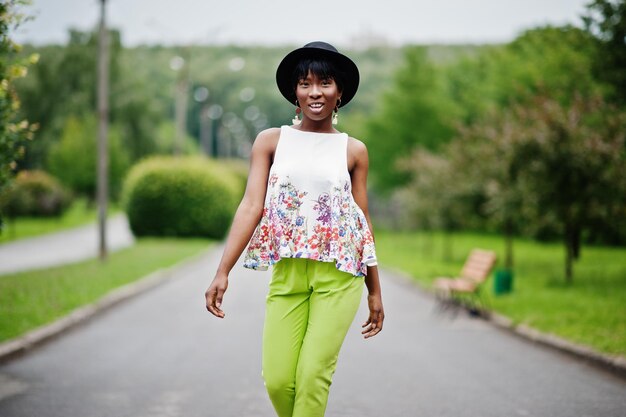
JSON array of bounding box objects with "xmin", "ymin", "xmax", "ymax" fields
[{"xmin": 433, "ymin": 288, "xmax": 461, "ymax": 318}]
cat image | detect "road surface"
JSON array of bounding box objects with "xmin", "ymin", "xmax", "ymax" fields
[{"xmin": 0, "ymin": 214, "xmax": 134, "ymax": 275}]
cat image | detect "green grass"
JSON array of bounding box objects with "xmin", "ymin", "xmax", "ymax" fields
[
  {"xmin": 376, "ymin": 230, "xmax": 626, "ymax": 356},
  {"xmin": 0, "ymin": 199, "xmax": 120, "ymax": 244},
  {"xmin": 0, "ymin": 238, "xmax": 211, "ymax": 342}
]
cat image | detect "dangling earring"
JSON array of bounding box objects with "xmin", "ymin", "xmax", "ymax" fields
[
  {"xmin": 332, "ymin": 99, "xmax": 341, "ymax": 125},
  {"xmin": 292, "ymin": 100, "xmax": 301, "ymax": 125}
]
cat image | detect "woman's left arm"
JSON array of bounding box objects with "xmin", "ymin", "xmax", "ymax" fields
[{"xmin": 349, "ymin": 137, "xmax": 385, "ymax": 339}]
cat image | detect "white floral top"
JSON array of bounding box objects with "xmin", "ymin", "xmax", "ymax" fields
[{"xmin": 243, "ymin": 125, "xmax": 377, "ymax": 277}]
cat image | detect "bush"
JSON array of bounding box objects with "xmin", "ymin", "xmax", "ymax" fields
[
  {"xmin": 0, "ymin": 170, "xmax": 72, "ymax": 218},
  {"xmin": 122, "ymin": 156, "xmax": 243, "ymax": 239},
  {"xmin": 218, "ymin": 158, "xmax": 249, "ymax": 190}
]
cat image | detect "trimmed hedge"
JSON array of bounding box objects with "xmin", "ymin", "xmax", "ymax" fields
[
  {"xmin": 122, "ymin": 156, "xmax": 244, "ymax": 239},
  {"xmin": 0, "ymin": 170, "xmax": 72, "ymax": 217}
]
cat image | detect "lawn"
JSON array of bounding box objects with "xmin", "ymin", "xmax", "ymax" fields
[
  {"xmin": 375, "ymin": 230, "xmax": 626, "ymax": 356},
  {"xmin": 0, "ymin": 238, "xmax": 211, "ymax": 342},
  {"xmin": 0, "ymin": 198, "xmax": 119, "ymax": 244}
]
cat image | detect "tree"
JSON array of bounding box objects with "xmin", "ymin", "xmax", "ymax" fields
[
  {"xmin": 583, "ymin": 0, "xmax": 626, "ymax": 105},
  {"xmin": 0, "ymin": 0, "xmax": 37, "ymax": 229},
  {"xmin": 509, "ymin": 94, "xmax": 626, "ymax": 283},
  {"xmin": 14, "ymin": 29, "xmax": 121, "ymax": 169},
  {"xmin": 366, "ymin": 46, "xmax": 458, "ymax": 191},
  {"xmin": 499, "ymin": 26, "xmax": 601, "ymax": 105},
  {"xmin": 445, "ymin": 115, "xmax": 525, "ymax": 271},
  {"xmin": 48, "ymin": 115, "xmax": 129, "ymax": 200},
  {"xmin": 396, "ymin": 149, "xmax": 469, "ymax": 261},
  {"xmin": 444, "ymin": 26, "xmax": 602, "ymax": 125},
  {"xmin": 15, "ymin": 29, "xmax": 160, "ymax": 168}
]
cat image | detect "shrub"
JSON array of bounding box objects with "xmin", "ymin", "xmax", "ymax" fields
[
  {"xmin": 219, "ymin": 158, "xmax": 249, "ymax": 190},
  {"xmin": 122, "ymin": 156, "xmax": 243, "ymax": 239},
  {"xmin": 0, "ymin": 170, "xmax": 72, "ymax": 218}
]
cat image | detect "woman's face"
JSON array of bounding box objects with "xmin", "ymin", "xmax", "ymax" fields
[{"xmin": 295, "ymin": 71, "xmax": 342, "ymax": 123}]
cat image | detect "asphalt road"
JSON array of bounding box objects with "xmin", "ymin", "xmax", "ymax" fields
[
  {"xmin": 0, "ymin": 214, "xmax": 134, "ymax": 275},
  {"xmin": 0, "ymin": 247, "xmax": 624, "ymax": 417}
]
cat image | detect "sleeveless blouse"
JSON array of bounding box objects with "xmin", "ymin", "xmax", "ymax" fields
[{"xmin": 243, "ymin": 125, "xmax": 378, "ymax": 277}]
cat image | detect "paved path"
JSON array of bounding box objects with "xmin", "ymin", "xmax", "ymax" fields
[
  {"xmin": 0, "ymin": 214, "xmax": 134, "ymax": 275},
  {"xmin": 0, "ymin": 247, "xmax": 624, "ymax": 417}
]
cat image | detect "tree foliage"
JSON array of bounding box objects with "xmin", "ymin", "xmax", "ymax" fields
[
  {"xmin": 365, "ymin": 46, "xmax": 458, "ymax": 191},
  {"xmin": 509, "ymin": 95, "xmax": 626, "ymax": 282},
  {"xmin": 583, "ymin": 0, "xmax": 626, "ymax": 104},
  {"xmin": 48, "ymin": 115, "xmax": 129, "ymax": 199},
  {"xmin": 400, "ymin": 93, "xmax": 626, "ymax": 282},
  {"xmin": 0, "ymin": 0, "xmax": 37, "ymax": 229},
  {"xmin": 443, "ymin": 25, "xmax": 602, "ymax": 126},
  {"xmin": 390, "ymin": 13, "xmax": 626, "ymax": 282},
  {"xmin": 16, "ymin": 29, "xmax": 160, "ymax": 169}
]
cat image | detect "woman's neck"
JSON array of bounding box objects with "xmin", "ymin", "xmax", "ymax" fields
[{"xmin": 297, "ymin": 117, "xmax": 337, "ymax": 134}]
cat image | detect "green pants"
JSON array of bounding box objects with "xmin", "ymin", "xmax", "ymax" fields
[{"xmin": 262, "ymin": 258, "xmax": 364, "ymax": 417}]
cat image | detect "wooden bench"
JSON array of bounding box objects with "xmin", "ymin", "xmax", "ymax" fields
[{"xmin": 433, "ymin": 249, "xmax": 497, "ymax": 315}]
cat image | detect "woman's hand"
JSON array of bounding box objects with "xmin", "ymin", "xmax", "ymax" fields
[
  {"xmin": 361, "ymin": 293, "xmax": 384, "ymax": 338},
  {"xmin": 205, "ymin": 273, "xmax": 229, "ymax": 318}
]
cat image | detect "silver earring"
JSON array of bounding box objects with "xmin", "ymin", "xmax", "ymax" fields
[{"xmin": 292, "ymin": 100, "xmax": 301, "ymax": 125}]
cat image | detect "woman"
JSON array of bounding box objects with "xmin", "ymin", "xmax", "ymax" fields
[{"xmin": 205, "ymin": 41, "xmax": 384, "ymax": 417}]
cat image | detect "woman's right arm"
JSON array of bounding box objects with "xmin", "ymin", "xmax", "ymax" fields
[{"xmin": 205, "ymin": 128, "xmax": 279, "ymax": 318}]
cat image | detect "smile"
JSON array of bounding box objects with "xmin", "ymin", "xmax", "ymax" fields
[{"xmin": 309, "ymin": 103, "xmax": 324, "ymax": 109}]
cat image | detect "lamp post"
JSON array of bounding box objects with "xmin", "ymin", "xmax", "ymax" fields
[
  {"xmin": 206, "ymin": 104, "xmax": 223, "ymax": 157},
  {"xmin": 96, "ymin": 0, "xmax": 109, "ymax": 261},
  {"xmin": 194, "ymin": 86, "xmax": 210, "ymax": 156},
  {"xmin": 170, "ymin": 54, "xmax": 189, "ymax": 155}
]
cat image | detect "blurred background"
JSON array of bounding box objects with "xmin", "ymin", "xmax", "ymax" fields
[{"xmin": 0, "ymin": 0, "xmax": 624, "ymax": 358}]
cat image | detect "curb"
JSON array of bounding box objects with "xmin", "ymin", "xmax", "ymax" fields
[
  {"xmin": 488, "ymin": 312, "xmax": 626, "ymax": 379},
  {"xmin": 383, "ymin": 266, "xmax": 626, "ymax": 380},
  {"xmin": 0, "ymin": 248, "xmax": 212, "ymax": 364}
]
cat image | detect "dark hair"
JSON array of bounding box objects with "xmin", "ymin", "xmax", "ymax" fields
[{"xmin": 291, "ymin": 58, "xmax": 345, "ymax": 94}]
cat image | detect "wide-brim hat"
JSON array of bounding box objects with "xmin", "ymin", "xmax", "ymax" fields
[{"xmin": 276, "ymin": 41, "xmax": 359, "ymax": 108}]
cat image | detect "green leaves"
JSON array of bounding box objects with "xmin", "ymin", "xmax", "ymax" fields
[
  {"xmin": 383, "ymin": 18, "xmax": 626, "ymax": 282},
  {"xmin": 122, "ymin": 156, "xmax": 243, "ymax": 239},
  {"xmin": 583, "ymin": 0, "xmax": 626, "ymax": 105},
  {"xmin": 0, "ymin": 0, "xmax": 37, "ymax": 228},
  {"xmin": 365, "ymin": 46, "xmax": 458, "ymax": 191},
  {"xmin": 47, "ymin": 115, "xmax": 130, "ymax": 199}
]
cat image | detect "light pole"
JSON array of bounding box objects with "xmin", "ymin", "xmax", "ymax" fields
[
  {"xmin": 170, "ymin": 53, "xmax": 189, "ymax": 155},
  {"xmin": 96, "ymin": 0, "xmax": 109, "ymax": 261},
  {"xmin": 194, "ymin": 86, "xmax": 210, "ymax": 156},
  {"xmin": 206, "ymin": 104, "xmax": 223, "ymax": 157}
]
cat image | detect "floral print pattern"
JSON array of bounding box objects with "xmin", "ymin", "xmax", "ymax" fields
[{"xmin": 244, "ymin": 173, "xmax": 377, "ymax": 277}]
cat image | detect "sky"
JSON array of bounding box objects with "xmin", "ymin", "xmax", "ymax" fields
[{"xmin": 13, "ymin": 0, "xmax": 591, "ymax": 47}]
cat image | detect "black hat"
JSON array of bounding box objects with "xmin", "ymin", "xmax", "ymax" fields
[{"xmin": 276, "ymin": 41, "xmax": 360, "ymax": 108}]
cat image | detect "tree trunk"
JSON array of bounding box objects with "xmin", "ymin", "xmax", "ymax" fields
[
  {"xmin": 573, "ymin": 226, "xmax": 581, "ymax": 260},
  {"xmin": 564, "ymin": 224, "xmax": 575, "ymax": 284},
  {"xmin": 504, "ymin": 219, "xmax": 514, "ymax": 270}
]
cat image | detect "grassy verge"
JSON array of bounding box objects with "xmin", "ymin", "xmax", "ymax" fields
[
  {"xmin": 0, "ymin": 238, "xmax": 211, "ymax": 342},
  {"xmin": 0, "ymin": 198, "xmax": 120, "ymax": 244},
  {"xmin": 376, "ymin": 230, "xmax": 626, "ymax": 356}
]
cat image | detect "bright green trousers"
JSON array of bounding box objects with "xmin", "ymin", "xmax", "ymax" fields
[{"xmin": 262, "ymin": 258, "xmax": 364, "ymax": 417}]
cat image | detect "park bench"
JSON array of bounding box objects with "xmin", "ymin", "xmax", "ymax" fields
[{"xmin": 433, "ymin": 249, "xmax": 497, "ymax": 315}]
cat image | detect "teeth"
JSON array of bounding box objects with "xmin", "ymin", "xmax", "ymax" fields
[{"xmin": 310, "ymin": 103, "xmax": 323, "ymax": 108}]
